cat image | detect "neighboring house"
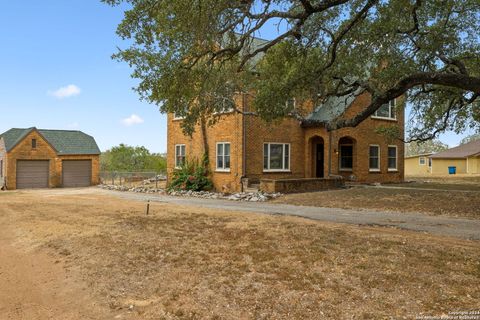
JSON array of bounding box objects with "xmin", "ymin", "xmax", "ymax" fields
[
  {"xmin": 167, "ymin": 90, "xmax": 405, "ymax": 192},
  {"xmin": 429, "ymin": 140, "xmax": 480, "ymax": 175},
  {"xmin": 404, "ymin": 153, "xmax": 433, "ymax": 176},
  {"xmin": 0, "ymin": 127, "xmax": 101, "ymax": 190}
]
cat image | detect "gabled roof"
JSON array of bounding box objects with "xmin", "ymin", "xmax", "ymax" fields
[
  {"xmin": 0, "ymin": 127, "xmax": 100, "ymax": 155},
  {"xmin": 405, "ymin": 153, "xmax": 434, "ymax": 159},
  {"xmin": 303, "ymin": 88, "xmax": 365, "ymax": 126},
  {"xmin": 430, "ymin": 139, "xmax": 480, "ymax": 159},
  {"xmin": 222, "ymin": 33, "xmax": 270, "ymax": 68}
]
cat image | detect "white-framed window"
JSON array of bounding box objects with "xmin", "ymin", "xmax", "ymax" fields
[
  {"xmin": 286, "ymin": 98, "xmax": 296, "ymax": 109},
  {"xmin": 173, "ymin": 105, "xmax": 188, "ymax": 120},
  {"xmin": 216, "ymin": 142, "xmax": 231, "ymax": 171},
  {"xmin": 372, "ymin": 99, "xmax": 396, "ymax": 120},
  {"xmin": 369, "ymin": 145, "xmax": 380, "ymax": 171},
  {"xmin": 173, "ymin": 112, "xmax": 185, "ymax": 120},
  {"xmin": 419, "ymin": 156, "xmax": 426, "ymax": 165},
  {"xmin": 213, "ymin": 105, "xmax": 235, "ymax": 115},
  {"xmin": 339, "ymin": 143, "xmax": 353, "ymax": 171},
  {"xmin": 263, "ymin": 143, "xmax": 290, "ymax": 172},
  {"xmin": 175, "ymin": 144, "xmax": 186, "ymax": 168},
  {"xmin": 387, "ymin": 145, "xmax": 397, "ymax": 171}
]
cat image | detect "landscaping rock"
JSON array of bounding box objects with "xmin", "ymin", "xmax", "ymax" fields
[{"xmin": 97, "ymin": 184, "xmax": 281, "ymax": 202}]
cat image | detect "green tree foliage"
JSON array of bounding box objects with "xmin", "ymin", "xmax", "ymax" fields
[
  {"xmin": 168, "ymin": 156, "xmax": 213, "ymax": 191},
  {"xmin": 101, "ymin": 144, "xmax": 166, "ymax": 172},
  {"xmin": 103, "ymin": 0, "xmax": 480, "ymax": 140},
  {"xmin": 460, "ymin": 133, "xmax": 480, "ymax": 145},
  {"xmin": 405, "ymin": 139, "xmax": 449, "ymax": 157}
]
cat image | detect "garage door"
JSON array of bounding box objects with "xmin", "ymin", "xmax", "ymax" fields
[
  {"xmin": 16, "ymin": 160, "xmax": 49, "ymax": 189},
  {"xmin": 62, "ymin": 160, "xmax": 92, "ymax": 187}
]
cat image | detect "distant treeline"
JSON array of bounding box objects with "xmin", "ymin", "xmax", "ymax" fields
[{"xmin": 101, "ymin": 144, "xmax": 166, "ymax": 172}]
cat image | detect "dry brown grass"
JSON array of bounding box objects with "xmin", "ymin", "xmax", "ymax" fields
[
  {"xmin": 1, "ymin": 190, "xmax": 479, "ymax": 319},
  {"xmin": 274, "ymin": 187, "xmax": 480, "ymax": 219},
  {"xmin": 400, "ymin": 175, "xmax": 480, "ymax": 191}
]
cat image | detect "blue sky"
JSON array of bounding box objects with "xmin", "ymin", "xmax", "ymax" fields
[
  {"xmin": 0, "ymin": 1, "xmax": 165, "ymax": 152},
  {"xmin": 0, "ymin": 1, "xmax": 473, "ymax": 152}
]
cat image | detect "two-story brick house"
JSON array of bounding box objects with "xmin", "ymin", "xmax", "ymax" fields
[{"xmin": 167, "ymin": 88, "xmax": 405, "ymax": 193}]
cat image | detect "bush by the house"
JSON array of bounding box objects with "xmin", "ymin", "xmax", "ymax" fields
[{"xmin": 168, "ymin": 156, "xmax": 213, "ymax": 191}]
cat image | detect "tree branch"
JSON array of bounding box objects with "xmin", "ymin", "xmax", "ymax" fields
[{"xmin": 327, "ymin": 72, "xmax": 480, "ymax": 130}]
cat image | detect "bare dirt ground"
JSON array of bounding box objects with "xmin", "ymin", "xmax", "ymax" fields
[
  {"xmin": 0, "ymin": 188, "xmax": 479, "ymax": 319},
  {"xmin": 0, "ymin": 236, "xmax": 115, "ymax": 320},
  {"xmin": 274, "ymin": 186, "xmax": 480, "ymax": 219}
]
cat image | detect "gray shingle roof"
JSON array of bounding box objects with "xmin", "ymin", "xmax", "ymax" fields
[
  {"xmin": 0, "ymin": 127, "xmax": 100, "ymax": 155},
  {"xmin": 222, "ymin": 33, "xmax": 270, "ymax": 68},
  {"xmin": 430, "ymin": 140, "xmax": 480, "ymax": 159},
  {"xmin": 304, "ymin": 88, "xmax": 365, "ymax": 125}
]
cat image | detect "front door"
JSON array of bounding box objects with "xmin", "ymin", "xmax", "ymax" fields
[{"xmin": 316, "ymin": 144, "xmax": 324, "ymax": 178}]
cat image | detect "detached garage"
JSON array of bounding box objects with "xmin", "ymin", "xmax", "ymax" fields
[{"xmin": 0, "ymin": 127, "xmax": 100, "ymax": 190}]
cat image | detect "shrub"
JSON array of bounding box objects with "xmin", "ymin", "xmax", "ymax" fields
[{"xmin": 168, "ymin": 155, "xmax": 213, "ymax": 191}]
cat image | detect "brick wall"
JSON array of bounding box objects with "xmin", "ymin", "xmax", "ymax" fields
[
  {"xmin": 260, "ymin": 177, "xmax": 344, "ymax": 193},
  {"xmin": 166, "ymin": 92, "xmax": 405, "ymax": 192},
  {"xmin": 304, "ymin": 93, "xmax": 405, "ymax": 183},
  {"xmin": 0, "ymin": 138, "xmax": 6, "ymax": 186},
  {"xmin": 5, "ymin": 130, "xmax": 58, "ymax": 189},
  {"xmin": 244, "ymin": 115, "xmax": 305, "ymax": 181},
  {"xmin": 58, "ymin": 155, "xmax": 101, "ymax": 185},
  {"xmin": 167, "ymin": 95, "xmax": 245, "ymax": 192},
  {"xmin": 4, "ymin": 130, "xmax": 100, "ymax": 190}
]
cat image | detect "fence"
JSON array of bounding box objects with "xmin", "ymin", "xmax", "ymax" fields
[{"xmin": 100, "ymin": 171, "xmax": 167, "ymax": 189}]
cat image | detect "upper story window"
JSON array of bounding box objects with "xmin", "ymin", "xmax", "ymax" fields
[
  {"xmin": 285, "ymin": 98, "xmax": 296, "ymax": 109},
  {"xmin": 372, "ymin": 99, "xmax": 396, "ymax": 120},
  {"xmin": 173, "ymin": 112, "xmax": 185, "ymax": 120},
  {"xmin": 216, "ymin": 142, "xmax": 231, "ymax": 171},
  {"xmin": 264, "ymin": 143, "xmax": 290, "ymax": 172},
  {"xmin": 175, "ymin": 144, "xmax": 186, "ymax": 168},
  {"xmin": 173, "ymin": 104, "xmax": 188, "ymax": 120},
  {"xmin": 32, "ymin": 139, "xmax": 37, "ymax": 149},
  {"xmin": 213, "ymin": 102, "xmax": 235, "ymax": 115}
]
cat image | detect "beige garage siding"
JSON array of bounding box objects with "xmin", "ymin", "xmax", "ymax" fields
[
  {"xmin": 16, "ymin": 160, "xmax": 49, "ymax": 189},
  {"xmin": 431, "ymin": 158, "xmax": 467, "ymax": 175},
  {"xmin": 62, "ymin": 160, "xmax": 92, "ymax": 187},
  {"xmin": 405, "ymin": 157, "xmax": 431, "ymax": 176},
  {"xmin": 467, "ymin": 156, "xmax": 480, "ymax": 174}
]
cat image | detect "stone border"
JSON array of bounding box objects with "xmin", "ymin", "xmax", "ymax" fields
[{"xmin": 97, "ymin": 184, "xmax": 281, "ymax": 202}]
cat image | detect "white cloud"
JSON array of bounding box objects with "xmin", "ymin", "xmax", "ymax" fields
[
  {"xmin": 48, "ymin": 84, "xmax": 81, "ymax": 99},
  {"xmin": 122, "ymin": 114, "xmax": 144, "ymax": 126}
]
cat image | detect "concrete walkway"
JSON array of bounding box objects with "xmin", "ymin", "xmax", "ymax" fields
[{"xmin": 99, "ymin": 189, "xmax": 480, "ymax": 241}]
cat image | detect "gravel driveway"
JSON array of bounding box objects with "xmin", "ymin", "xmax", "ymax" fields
[{"xmin": 99, "ymin": 189, "xmax": 480, "ymax": 241}]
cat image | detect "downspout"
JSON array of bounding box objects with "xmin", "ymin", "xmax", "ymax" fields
[
  {"xmin": 328, "ymin": 130, "xmax": 332, "ymax": 176},
  {"xmin": 241, "ymin": 93, "xmax": 247, "ymax": 191}
]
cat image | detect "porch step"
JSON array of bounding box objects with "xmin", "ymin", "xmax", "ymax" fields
[{"xmin": 245, "ymin": 183, "xmax": 260, "ymax": 193}]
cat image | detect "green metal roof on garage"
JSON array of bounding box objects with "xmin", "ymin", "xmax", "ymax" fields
[{"xmin": 0, "ymin": 127, "xmax": 101, "ymax": 155}]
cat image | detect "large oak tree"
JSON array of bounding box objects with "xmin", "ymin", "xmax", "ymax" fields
[{"xmin": 104, "ymin": 0, "xmax": 480, "ymax": 140}]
